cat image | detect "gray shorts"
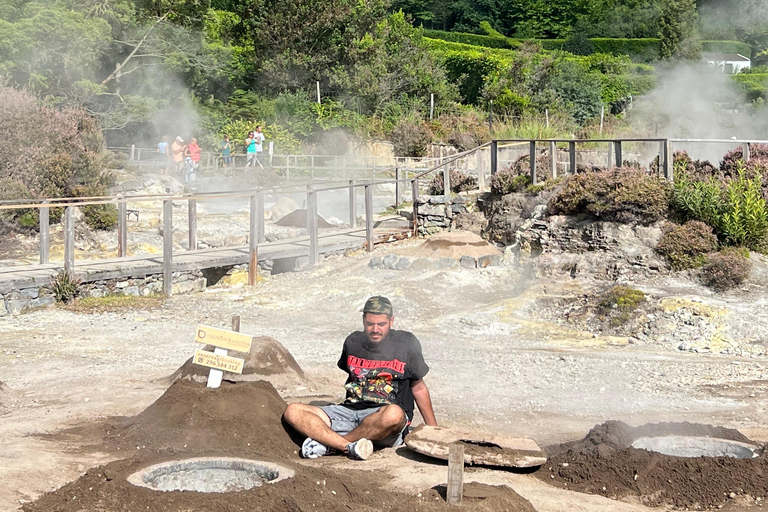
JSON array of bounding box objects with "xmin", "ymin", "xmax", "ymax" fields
[{"xmin": 320, "ymin": 404, "xmax": 407, "ymax": 449}]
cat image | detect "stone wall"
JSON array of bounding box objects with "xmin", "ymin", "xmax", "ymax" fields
[
  {"xmin": 0, "ymin": 270, "xmax": 206, "ymax": 316},
  {"xmin": 414, "ymin": 195, "xmax": 469, "ymax": 235}
]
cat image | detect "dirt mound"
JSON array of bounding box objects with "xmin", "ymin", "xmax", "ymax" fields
[
  {"xmin": 170, "ymin": 335, "xmax": 310, "ymax": 393},
  {"xmin": 101, "ymin": 379, "xmax": 295, "ymax": 454},
  {"xmin": 399, "ymin": 231, "xmax": 501, "ymax": 259},
  {"xmin": 275, "ymin": 209, "xmax": 334, "ymax": 228},
  {"xmin": 537, "ymin": 421, "xmax": 768, "ymax": 509},
  {"xmin": 393, "ymin": 483, "xmax": 536, "ymax": 512}
]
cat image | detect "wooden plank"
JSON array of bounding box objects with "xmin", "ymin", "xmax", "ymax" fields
[
  {"xmin": 188, "ymin": 199, "xmax": 197, "ymax": 251},
  {"xmin": 163, "ymin": 199, "xmax": 173, "ymax": 296},
  {"xmin": 194, "ymin": 349, "xmax": 244, "ymax": 374},
  {"xmin": 529, "ymin": 140, "xmax": 537, "ymax": 185},
  {"xmin": 64, "ymin": 206, "xmax": 74, "ymax": 272},
  {"xmin": 118, "ymin": 197, "xmax": 127, "ymax": 257},
  {"xmin": 365, "ymin": 184, "xmax": 373, "ymax": 252},
  {"xmin": 447, "ymin": 444, "xmax": 464, "ymax": 506},
  {"xmin": 549, "ymin": 141, "xmax": 557, "ymax": 179},
  {"xmin": 195, "ymin": 324, "xmax": 252, "ymax": 352},
  {"xmin": 615, "ymin": 140, "xmax": 623, "ymax": 166},
  {"xmin": 349, "ymin": 180, "xmax": 356, "ymax": 228},
  {"xmin": 405, "ymin": 425, "xmax": 547, "ymax": 468},
  {"xmin": 569, "ymin": 141, "xmax": 576, "ymax": 174},
  {"xmin": 249, "ymin": 195, "xmax": 258, "ymax": 286},
  {"xmin": 412, "ymin": 179, "xmax": 419, "ymax": 236},
  {"xmin": 395, "ymin": 168, "xmax": 401, "ymax": 206},
  {"xmin": 39, "ymin": 203, "xmax": 49, "ymax": 264}
]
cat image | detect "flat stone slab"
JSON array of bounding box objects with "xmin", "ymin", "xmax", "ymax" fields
[{"xmin": 405, "ymin": 425, "xmax": 547, "ymax": 468}]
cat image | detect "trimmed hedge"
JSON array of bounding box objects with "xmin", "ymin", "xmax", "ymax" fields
[
  {"xmin": 424, "ymin": 39, "xmax": 516, "ymax": 59},
  {"xmin": 425, "ymin": 30, "xmax": 750, "ymax": 63},
  {"xmin": 422, "ymin": 29, "xmax": 519, "ymax": 49}
]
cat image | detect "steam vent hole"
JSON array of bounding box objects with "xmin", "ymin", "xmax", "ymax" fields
[
  {"xmin": 631, "ymin": 436, "xmax": 759, "ymax": 459},
  {"xmin": 127, "ymin": 457, "xmax": 295, "ymax": 493}
]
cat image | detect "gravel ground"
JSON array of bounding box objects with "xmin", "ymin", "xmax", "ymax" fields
[{"xmin": 2, "ymin": 239, "xmax": 768, "ymax": 510}]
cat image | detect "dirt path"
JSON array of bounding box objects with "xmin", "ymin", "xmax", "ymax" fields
[{"xmin": 2, "ymin": 240, "xmax": 768, "ymax": 511}]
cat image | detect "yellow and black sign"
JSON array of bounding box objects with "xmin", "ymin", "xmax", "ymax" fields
[
  {"xmin": 193, "ymin": 350, "xmax": 245, "ymax": 374},
  {"xmin": 195, "ymin": 324, "xmax": 253, "ymax": 353}
]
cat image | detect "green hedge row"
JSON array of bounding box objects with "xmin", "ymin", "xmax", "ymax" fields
[
  {"xmin": 424, "ymin": 38, "xmax": 517, "ymax": 59},
  {"xmin": 422, "ymin": 29, "xmax": 519, "ymax": 49},
  {"xmin": 425, "ymin": 30, "xmax": 751, "ymax": 62}
]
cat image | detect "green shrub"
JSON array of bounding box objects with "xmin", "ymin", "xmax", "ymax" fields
[
  {"xmin": 701, "ymin": 40, "xmax": 753, "ymax": 55},
  {"xmin": 701, "ymin": 248, "xmax": 752, "ymax": 290},
  {"xmin": 390, "ymin": 120, "xmax": 432, "ymax": 157},
  {"xmin": 422, "ymin": 29, "xmax": 518, "ymax": 49},
  {"xmin": 563, "ymin": 32, "xmax": 595, "ymax": 56},
  {"xmin": 656, "ymin": 221, "xmax": 718, "ymax": 269},
  {"xmin": 598, "ymin": 285, "xmax": 645, "ymax": 326},
  {"xmin": 83, "ymin": 204, "xmax": 118, "ymax": 231},
  {"xmin": 548, "ymin": 167, "xmax": 671, "ymax": 224},
  {"xmin": 51, "ymin": 270, "xmax": 80, "ymax": 303},
  {"xmin": 427, "ymin": 169, "xmax": 478, "ymax": 195},
  {"xmin": 673, "ymin": 169, "xmax": 768, "ymax": 251},
  {"xmin": 720, "ymin": 144, "xmax": 768, "ymax": 176},
  {"xmin": 489, "ymin": 165, "xmax": 532, "ymax": 195}
]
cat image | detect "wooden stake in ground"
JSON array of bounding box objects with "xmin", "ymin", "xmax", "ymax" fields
[{"xmin": 447, "ymin": 443, "xmax": 464, "ymax": 506}]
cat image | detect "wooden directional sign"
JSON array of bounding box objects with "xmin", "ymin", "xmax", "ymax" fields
[
  {"xmin": 194, "ymin": 349, "xmax": 245, "ymax": 374},
  {"xmin": 195, "ymin": 325, "xmax": 253, "ymax": 353}
]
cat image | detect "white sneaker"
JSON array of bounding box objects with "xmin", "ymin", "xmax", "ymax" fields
[
  {"xmin": 346, "ymin": 438, "xmax": 374, "ymax": 460},
  {"xmin": 301, "ymin": 438, "xmax": 329, "ymax": 459}
]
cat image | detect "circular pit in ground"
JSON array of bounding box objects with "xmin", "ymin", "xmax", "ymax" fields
[
  {"xmin": 127, "ymin": 457, "xmax": 294, "ymax": 493},
  {"xmin": 631, "ymin": 435, "xmax": 759, "ymax": 459}
]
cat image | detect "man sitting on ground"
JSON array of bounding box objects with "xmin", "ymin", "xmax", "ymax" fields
[{"xmin": 283, "ymin": 296, "xmax": 437, "ymax": 460}]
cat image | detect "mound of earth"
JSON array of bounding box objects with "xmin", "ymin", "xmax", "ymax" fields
[
  {"xmin": 170, "ymin": 335, "xmax": 310, "ymax": 393},
  {"xmin": 24, "ymin": 379, "xmax": 537, "ymax": 512},
  {"xmin": 270, "ymin": 196, "xmax": 300, "ymax": 220},
  {"xmin": 399, "ymin": 231, "xmax": 501, "ymax": 259},
  {"xmin": 275, "ymin": 209, "xmax": 334, "ymax": 228},
  {"xmin": 536, "ymin": 420, "xmax": 767, "ymax": 509}
]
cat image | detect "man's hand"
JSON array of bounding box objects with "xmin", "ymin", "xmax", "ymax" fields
[{"xmin": 411, "ymin": 379, "xmax": 437, "ymax": 426}]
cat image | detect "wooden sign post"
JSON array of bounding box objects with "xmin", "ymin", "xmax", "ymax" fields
[
  {"xmin": 447, "ymin": 443, "xmax": 464, "ymax": 506},
  {"xmin": 193, "ymin": 316, "xmax": 252, "ymax": 389}
]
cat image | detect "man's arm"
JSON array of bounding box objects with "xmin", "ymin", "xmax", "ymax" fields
[{"xmin": 411, "ymin": 379, "xmax": 437, "ymax": 426}]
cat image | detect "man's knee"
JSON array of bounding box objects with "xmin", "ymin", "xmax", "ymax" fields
[
  {"xmin": 282, "ymin": 403, "xmax": 303, "ymax": 425},
  {"xmin": 377, "ymin": 404, "xmax": 407, "ymax": 430}
]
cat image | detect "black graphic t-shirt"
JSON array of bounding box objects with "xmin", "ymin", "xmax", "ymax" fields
[{"xmin": 337, "ymin": 329, "xmax": 429, "ymax": 421}]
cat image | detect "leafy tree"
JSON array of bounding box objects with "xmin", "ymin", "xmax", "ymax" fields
[
  {"xmin": 550, "ymin": 59, "xmax": 603, "ymax": 123},
  {"xmin": 659, "ymin": 0, "xmax": 701, "ymax": 60}
]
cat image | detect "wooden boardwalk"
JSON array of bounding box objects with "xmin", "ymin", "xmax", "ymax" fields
[{"xmin": 0, "ymin": 225, "xmax": 410, "ymax": 294}]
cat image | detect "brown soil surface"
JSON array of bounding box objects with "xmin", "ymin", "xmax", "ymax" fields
[
  {"xmin": 398, "ymin": 230, "xmax": 501, "ymax": 259},
  {"xmin": 25, "ymin": 379, "xmax": 535, "ymax": 512},
  {"xmin": 169, "ymin": 335, "xmax": 311, "ymax": 394},
  {"xmin": 536, "ymin": 421, "xmax": 768, "ymax": 509},
  {"xmin": 274, "ymin": 209, "xmax": 335, "ymax": 228}
]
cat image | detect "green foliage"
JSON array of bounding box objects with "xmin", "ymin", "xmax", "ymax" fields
[
  {"xmin": 82, "ymin": 204, "xmax": 118, "ymax": 231},
  {"xmin": 52, "ymin": 270, "xmax": 80, "ymax": 303},
  {"xmin": 701, "ymin": 41, "xmax": 753, "ymax": 56},
  {"xmin": 563, "ymin": 31, "xmax": 595, "ymax": 56},
  {"xmin": 701, "ymin": 248, "xmax": 752, "ymax": 291},
  {"xmin": 427, "ymin": 169, "xmax": 478, "ymax": 195},
  {"xmin": 656, "ymin": 220, "xmax": 718, "ymax": 269},
  {"xmin": 732, "ymin": 74, "xmax": 768, "ymax": 103},
  {"xmin": 390, "ymin": 119, "xmax": 432, "ymax": 157},
  {"xmin": 597, "ymin": 285, "xmax": 645, "ymax": 326},
  {"xmin": 423, "ymin": 29, "xmax": 518, "ymax": 49},
  {"xmin": 659, "ymin": 0, "xmax": 701, "ymax": 60},
  {"xmin": 489, "ymin": 166, "xmax": 532, "ymax": 195},
  {"xmin": 548, "ymin": 167, "xmax": 672, "ymax": 224},
  {"xmin": 673, "ymin": 169, "xmax": 768, "ymax": 251},
  {"xmin": 550, "ymin": 60, "xmax": 603, "ymax": 123}
]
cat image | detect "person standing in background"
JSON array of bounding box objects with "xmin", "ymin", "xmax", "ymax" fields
[
  {"xmin": 157, "ymin": 136, "xmax": 170, "ymax": 175},
  {"xmin": 221, "ymin": 135, "xmax": 233, "ymax": 176},
  {"xmin": 185, "ymin": 137, "xmax": 202, "ymax": 183},
  {"xmin": 171, "ymin": 136, "xmax": 185, "ymax": 176},
  {"xmin": 253, "ymin": 125, "xmax": 265, "ymax": 169},
  {"xmin": 245, "ymin": 131, "xmax": 258, "ymax": 168}
]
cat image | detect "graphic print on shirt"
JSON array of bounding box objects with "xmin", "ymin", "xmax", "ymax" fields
[{"xmin": 344, "ymin": 355, "xmax": 405, "ymax": 405}]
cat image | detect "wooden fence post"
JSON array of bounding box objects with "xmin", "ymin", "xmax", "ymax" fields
[
  {"xmin": 529, "ymin": 140, "xmax": 537, "ymax": 185},
  {"xmin": 490, "ymin": 140, "xmax": 498, "ymax": 175},
  {"xmin": 188, "ymin": 198, "xmax": 197, "ymax": 251},
  {"xmin": 614, "ymin": 140, "xmax": 623, "ymax": 166},
  {"xmin": 411, "ymin": 179, "xmax": 419, "ymax": 236},
  {"xmin": 549, "ymin": 141, "xmax": 557, "ymax": 179},
  {"xmin": 569, "ymin": 141, "xmax": 576, "ymax": 174},
  {"xmin": 476, "ymin": 149, "xmax": 485, "ymax": 191},
  {"xmin": 163, "ymin": 199, "xmax": 173, "ymax": 296},
  {"xmin": 744, "ymin": 143, "xmax": 751, "ymax": 162},
  {"xmin": 447, "ymin": 443, "xmax": 465, "ymax": 506},
  {"xmin": 257, "ymin": 191, "xmax": 265, "ymax": 243},
  {"xmin": 365, "ymin": 184, "xmax": 374, "ymax": 252},
  {"xmin": 443, "ymin": 167, "xmax": 451, "ymax": 198},
  {"xmin": 395, "ymin": 167, "xmax": 401, "ymax": 206},
  {"xmin": 664, "ymin": 139, "xmax": 673, "ymax": 183},
  {"xmin": 130, "ymin": 144, "xmax": 135, "ymax": 161},
  {"xmin": 39, "ymin": 201, "xmax": 49, "ymax": 264},
  {"xmin": 249, "ymin": 194, "xmax": 258, "ymax": 286},
  {"xmin": 607, "ymin": 141, "xmax": 614, "ymax": 169},
  {"xmin": 118, "ymin": 194, "xmax": 127, "ymax": 257},
  {"xmin": 349, "ymin": 180, "xmax": 357, "ymax": 228},
  {"xmin": 64, "ymin": 206, "xmax": 74, "ymax": 273},
  {"xmin": 307, "ymin": 187, "xmax": 318, "ymax": 265}
]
